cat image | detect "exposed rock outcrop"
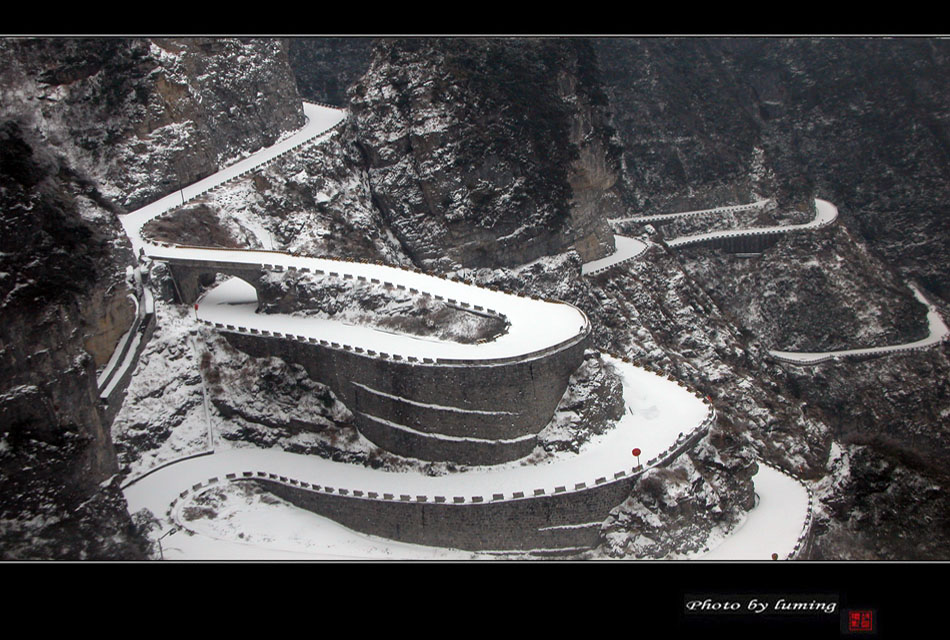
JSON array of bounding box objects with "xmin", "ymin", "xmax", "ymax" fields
[
  {"xmin": 0, "ymin": 120, "xmax": 145, "ymax": 559},
  {"xmin": 0, "ymin": 36, "xmax": 309, "ymax": 558},
  {"xmin": 595, "ymin": 37, "xmax": 950, "ymax": 302},
  {"xmin": 677, "ymin": 226, "xmax": 930, "ymax": 352},
  {"xmin": 0, "ymin": 37, "xmax": 305, "ymax": 211},
  {"xmin": 344, "ymin": 38, "xmax": 622, "ymax": 271},
  {"xmin": 288, "ymin": 37, "xmax": 374, "ymax": 105},
  {"xmin": 600, "ymin": 436, "xmax": 757, "ymax": 558},
  {"xmin": 595, "ymin": 37, "xmax": 950, "ymax": 559}
]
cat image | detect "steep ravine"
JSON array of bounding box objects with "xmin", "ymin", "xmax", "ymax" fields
[
  {"xmin": 592, "ymin": 36, "xmax": 950, "ymax": 559},
  {"xmin": 594, "ymin": 37, "xmax": 950, "ymax": 303},
  {"xmin": 0, "ymin": 38, "xmax": 304, "ymax": 212}
]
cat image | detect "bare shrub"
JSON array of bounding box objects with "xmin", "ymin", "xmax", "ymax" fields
[{"xmin": 639, "ymin": 474, "xmax": 666, "ymax": 501}]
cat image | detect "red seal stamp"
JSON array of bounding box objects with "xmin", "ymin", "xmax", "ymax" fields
[{"xmin": 847, "ymin": 610, "xmax": 874, "ymax": 632}]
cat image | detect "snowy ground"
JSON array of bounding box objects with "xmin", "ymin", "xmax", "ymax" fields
[
  {"xmin": 120, "ymin": 101, "xmax": 589, "ymax": 363},
  {"xmin": 162, "ymin": 482, "xmax": 480, "ymax": 560},
  {"xmin": 769, "ymin": 283, "xmax": 949, "ymax": 364},
  {"xmin": 111, "ymin": 302, "xmax": 213, "ymax": 479},
  {"xmin": 194, "ymin": 263, "xmax": 586, "ymax": 361},
  {"xmin": 125, "ymin": 356, "xmax": 708, "ymax": 505},
  {"xmin": 120, "ymin": 102, "xmax": 346, "ymax": 256},
  {"xmin": 156, "ymin": 462, "xmax": 808, "ymax": 561},
  {"xmin": 124, "ymin": 356, "xmax": 722, "ymax": 558}
]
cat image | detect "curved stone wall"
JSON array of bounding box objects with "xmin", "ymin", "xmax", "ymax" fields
[
  {"xmin": 221, "ymin": 325, "xmax": 590, "ymax": 465},
  {"xmin": 769, "ymin": 282, "xmax": 949, "ymax": 365},
  {"xmin": 129, "ymin": 99, "xmax": 592, "ymax": 467},
  {"xmin": 164, "ymin": 390, "xmax": 715, "ymax": 553},
  {"xmin": 97, "ymin": 286, "xmax": 157, "ymax": 427},
  {"xmin": 250, "ymin": 473, "xmax": 631, "ymax": 551},
  {"xmin": 671, "ymin": 231, "xmax": 786, "ymax": 253}
]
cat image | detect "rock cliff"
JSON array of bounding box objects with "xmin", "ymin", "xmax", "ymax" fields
[
  {"xmin": 343, "ymin": 38, "xmax": 622, "ymax": 271},
  {"xmin": 595, "ymin": 37, "xmax": 950, "ymax": 301},
  {"xmin": 0, "ymin": 37, "xmax": 307, "ymax": 558},
  {"xmin": 0, "ymin": 119, "xmax": 144, "ymax": 558},
  {"xmin": 595, "ymin": 37, "xmax": 950, "ymax": 558},
  {"xmin": 1, "ymin": 37, "xmax": 304, "ymax": 211},
  {"xmin": 288, "ymin": 37, "xmax": 374, "ymax": 106}
]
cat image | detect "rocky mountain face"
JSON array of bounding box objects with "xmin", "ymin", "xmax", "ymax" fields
[
  {"xmin": 288, "ymin": 38, "xmax": 374, "ymax": 106},
  {"xmin": 287, "ymin": 36, "xmax": 950, "ymax": 558},
  {"xmin": 595, "ymin": 37, "xmax": 950, "ymax": 302},
  {"xmin": 0, "ymin": 37, "xmax": 307, "ymax": 558},
  {"xmin": 5, "ymin": 35, "xmax": 950, "ymax": 560},
  {"xmin": 256, "ymin": 271, "xmax": 508, "ymax": 344},
  {"xmin": 340, "ymin": 38, "xmax": 623, "ymax": 271},
  {"xmin": 0, "ymin": 38, "xmax": 304, "ymax": 211},
  {"xmin": 117, "ymin": 36, "xmax": 759, "ymax": 557},
  {"xmin": 0, "ymin": 119, "xmax": 145, "ymax": 558},
  {"xmin": 594, "ymin": 37, "xmax": 950, "ymax": 558},
  {"xmin": 677, "ymin": 226, "xmax": 929, "ymax": 352}
]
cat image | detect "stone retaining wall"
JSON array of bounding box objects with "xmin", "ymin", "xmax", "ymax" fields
[
  {"xmin": 166, "ymin": 356, "xmax": 717, "ymax": 553},
  {"xmin": 171, "ymin": 102, "xmax": 346, "ymax": 211},
  {"xmin": 584, "ymin": 243, "xmax": 653, "ymax": 277},
  {"xmin": 168, "ymin": 413, "xmax": 714, "ymax": 553},
  {"xmin": 667, "ymin": 200, "xmax": 837, "ymax": 251},
  {"xmin": 98, "ymin": 292, "xmax": 157, "ymax": 428},
  {"xmin": 222, "ymin": 326, "xmax": 590, "ymax": 465},
  {"xmin": 252, "ymin": 473, "xmax": 632, "ymax": 551},
  {"xmin": 672, "ymin": 231, "xmax": 786, "ymax": 253},
  {"xmin": 769, "ymin": 338, "xmax": 948, "ymax": 366},
  {"xmin": 149, "ymin": 241, "xmax": 592, "ymax": 465}
]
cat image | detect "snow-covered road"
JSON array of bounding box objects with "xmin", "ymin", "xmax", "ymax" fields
[
  {"xmin": 123, "ymin": 102, "xmax": 589, "ymax": 363},
  {"xmin": 695, "ymin": 463, "xmax": 811, "ymax": 560},
  {"xmin": 145, "ymin": 461, "xmax": 809, "ymax": 561},
  {"xmin": 123, "ymin": 356, "xmax": 765, "ymax": 559},
  {"xmin": 187, "ymin": 252, "xmax": 588, "ymax": 362},
  {"xmin": 581, "ymin": 235, "xmax": 649, "ymax": 276},
  {"xmin": 611, "ymin": 199, "xmax": 772, "ymax": 225},
  {"xmin": 769, "ymin": 283, "xmax": 949, "ymax": 364},
  {"xmin": 666, "ymin": 198, "xmax": 838, "ymax": 247},
  {"xmin": 125, "ymin": 356, "xmax": 710, "ymax": 510},
  {"xmin": 117, "ymin": 101, "xmax": 811, "ymax": 561},
  {"xmin": 120, "ymin": 102, "xmax": 346, "ymax": 256}
]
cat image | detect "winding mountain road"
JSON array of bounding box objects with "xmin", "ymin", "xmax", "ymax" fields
[
  {"xmin": 116, "ymin": 101, "xmax": 810, "ymax": 559},
  {"xmin": 769, "ymin": 283, "xmax": 949, "ymax": 365},
  {"xmin": 666, "ymin": 198, "xmax": 838, "ymax": 248},
  {"xmin": 611, "ymin": 199, "xmax": 772, "ymax": 225}
]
